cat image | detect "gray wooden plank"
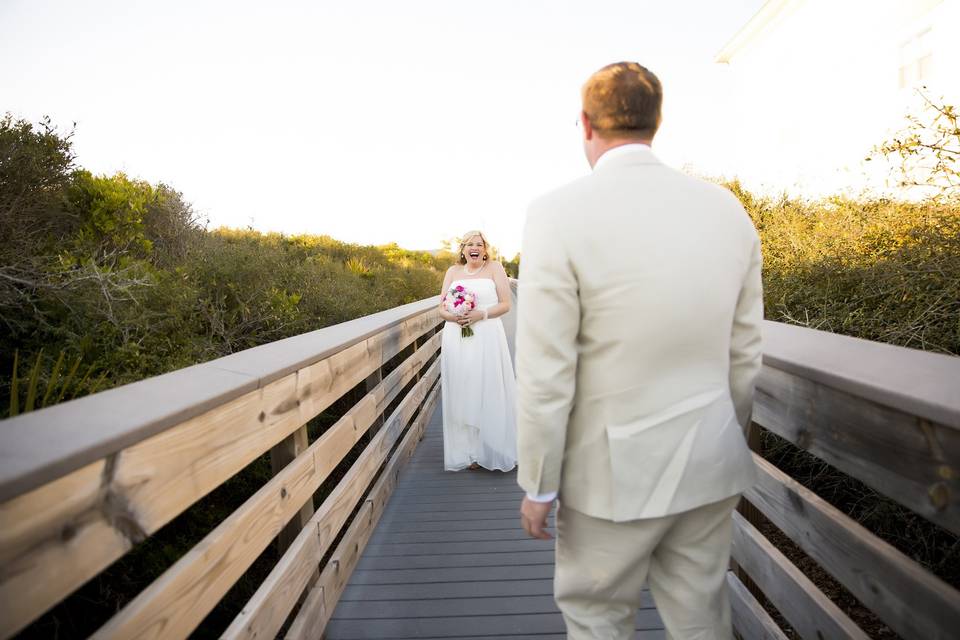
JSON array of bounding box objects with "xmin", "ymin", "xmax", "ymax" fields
[
  {"xmin": 388, "ymin": 493, "xmax": 526, "ymax": 505},
  {"xmin": 368, "ymin": 528, "xmax": 537, "ymax": 545},
  {"xmin": 339, "ymin": 584, "xmax": 656, "ymax": 608},
  {"xmin": 333, "ymin": 595, "xmax": 560, "ymax": 619},
  {"xmin": 347, "ymin": 564, "xmax": 556, "ymax": 585},
  {"xmin": 326, "ymin": 609, "xmax": 664, "ymax": 639},
  {"xmin": 327, "ymin": 401, "xmax": 663, "ymax": 639},
  {"xmin": 362, "ymin": 539, "xmax": 552, "ymax": 556},
  {"xmin": 382, "ymin": 501, "xmax": 524, "ymax": 513},
  {"xmin": 357, "ymin": 550, "xmax": 556, "ymax": 570},
  {"xmin": 372, "ymin": 519, "xmax": 548, "ymax": 533},
  {"xmin": 375, "ymin": 508, "xmax": 527, "ymax": 522},
  {"xmin": 388, "ymin": 490, "xmax": 523, "ymax": 499},
  {"xmin": 340, "ymin": 579, "xmax": 558, "ymax": 601}
]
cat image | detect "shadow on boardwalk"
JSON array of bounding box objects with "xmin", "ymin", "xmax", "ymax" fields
[{"xmin": 326, "ymin": 404, "xmax": 666, "ymax": 639}]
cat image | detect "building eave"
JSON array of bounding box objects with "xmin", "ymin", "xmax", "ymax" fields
[{"xmin": 715, "ymin": 0, "xmax": 797, "ymax": 64}]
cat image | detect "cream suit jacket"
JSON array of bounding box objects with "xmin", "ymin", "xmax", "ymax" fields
[{"xmin": 516, "ymin": 146, "xmax": 763, "ymax": 522}]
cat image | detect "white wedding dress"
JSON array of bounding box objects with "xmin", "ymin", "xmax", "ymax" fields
[{"xmin": 441, "ymin": 278, "xmax": 518, "ymax": 471}]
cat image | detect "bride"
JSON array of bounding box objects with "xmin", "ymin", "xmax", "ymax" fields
[{"xmin": 438, "ymin": 230, "xmax": 518, "ymax": 472}]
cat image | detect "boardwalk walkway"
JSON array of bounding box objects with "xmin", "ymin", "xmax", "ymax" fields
[{"xmin": 325, "ymin": 404, "xmax": 666, "ymax": 639}]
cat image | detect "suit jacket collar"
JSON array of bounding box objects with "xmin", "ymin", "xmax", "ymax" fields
[{"xmin": 592, "ymin": 144, "xmax": 661, "ymax": 172}]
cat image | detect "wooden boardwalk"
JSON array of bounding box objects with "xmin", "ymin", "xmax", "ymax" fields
[{"xmin": 326, "ymin": 404, "xmax": 666, "ymax": 639}]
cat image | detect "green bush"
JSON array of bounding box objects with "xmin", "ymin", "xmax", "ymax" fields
[
  {"xmin": 727, "ymin": 181, "xmax": 960, "ymax": 355},
  {"xmin": 0, "ymin": 116, "xmax": 450, "ymax": 417}
]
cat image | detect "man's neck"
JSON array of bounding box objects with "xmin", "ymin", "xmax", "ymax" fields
[{"xmin": 589, "ymin": 138, "xmax": 652, "ymax": 168}]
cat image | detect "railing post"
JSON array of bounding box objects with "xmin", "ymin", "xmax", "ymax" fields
[
  {"xmin": 365, "ymin": 366, "xmax": 385, "ymax": 439},
  {"xmin": 270, "ymin": 425, "xmax": 316, "ymax": 555}
]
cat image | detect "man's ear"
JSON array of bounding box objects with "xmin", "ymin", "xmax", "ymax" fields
[{"xmin": 581, "ymin": 111, "xmax": 594, "ymax": 141}]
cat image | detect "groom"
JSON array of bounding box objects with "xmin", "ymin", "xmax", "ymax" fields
[{"xmin": 515, "ymin": 62, "xmax": 763, "ymax": 639}]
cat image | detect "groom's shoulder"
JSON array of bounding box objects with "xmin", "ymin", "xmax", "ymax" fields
[
  {"xmin": 526, "ymin": 175, "xmax": 595, "ymax": 220},
  {"xmin": 677, "ymin": 173, "xmax": 755, "ymax": 227}
]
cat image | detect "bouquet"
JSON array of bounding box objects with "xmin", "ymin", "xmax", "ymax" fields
[{"xmin": 443, "ymin": 284, "xmax": 478, "ymax": 337}]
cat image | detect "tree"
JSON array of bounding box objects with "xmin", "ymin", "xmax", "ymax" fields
[{"xmin": 870, "ymin": 91, "xmax": 959, "ymax": 200}]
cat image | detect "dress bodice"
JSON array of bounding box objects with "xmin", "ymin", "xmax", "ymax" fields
[{"xmin": 451, "ymin": 278, "xmax": 499, "ymax": 308}]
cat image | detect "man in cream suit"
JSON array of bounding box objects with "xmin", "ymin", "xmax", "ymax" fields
[{"xmin": 516, "ymin": 62, "xmax": 763, "ymax": 639}]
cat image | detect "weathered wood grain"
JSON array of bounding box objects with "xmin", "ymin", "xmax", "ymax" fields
[
  {"xmin": 87, "ymin": 358, "xmax": 440, "ymax": 639},
  {"xmin": 754, "ymin": 364, "xmax": 960, "ymax": 534},
  {"xmin": 746, "ymin": 454, "xmax": 960, "ymax": 640},
  {"xmin": 731, "ymin": 511, "xmax": 867, "ymax": 640},
  {"xmin": 0, "ymin": 460, "xmax": 128, "ymax": 639},
  {"xmin": 726, "ymin": 571, "xmax": 789, "ymax": 640}
]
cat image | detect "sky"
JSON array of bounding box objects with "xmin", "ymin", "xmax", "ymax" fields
[{"xmin": 1, "ymin": 0, "xmax": 765, "ymax": 257}]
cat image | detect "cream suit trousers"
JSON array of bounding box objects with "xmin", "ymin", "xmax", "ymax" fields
[{"xmin": 555, "ymin": 495, "xmax": 740, "ymax": 640}]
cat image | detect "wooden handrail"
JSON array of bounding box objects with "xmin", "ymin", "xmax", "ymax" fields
[
  {"xmin": 0, "ymin": 297, "xmax": 439, "ymax": 504},
  {"xmin": 761, "ymin": 320, "xmax": 960, "ymax": 429},
  {"xmin": 0, "ymin": 297, "xmax": 443, "ymax": 639}
]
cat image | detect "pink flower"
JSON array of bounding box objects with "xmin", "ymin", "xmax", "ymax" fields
[{"xmin": 456, "ymin": 285, "xmax": 464, "ymax": 292}]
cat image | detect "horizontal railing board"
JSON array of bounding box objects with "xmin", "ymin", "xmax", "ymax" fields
[
  {"xmin": 731, "ymin": 511, "xmax": 868, "ymax": 640},
  {"xmin": 761, "ymin": 321, "xmax": 960, "ymax": 430},
  {"xmin": 0, "ymin": 297, "xmax": 439, "ymax": 504},
  {"xmin": 726, "ymin": 571, "xmax": 789, "ymax": 640},
  {"xmin": 746, "ymin": 455, "xmax": 960, "ymax": 640},
  {"xmin": 753, "ymin": 363, "xmax": 960, "ymax": 534}
]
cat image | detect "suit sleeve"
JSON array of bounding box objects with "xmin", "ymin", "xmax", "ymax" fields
[
  {"xmin": 729, "ymin": 232, "xmax": 764, "ymax": 430},
  {"xmin": 515, "ymin": 207, "xmax": 580, "ymax": 497}
]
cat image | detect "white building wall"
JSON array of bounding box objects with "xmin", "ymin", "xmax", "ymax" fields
[{"xmin": 712, "ymin": 0, "xmax": 959, "ymax": 197}]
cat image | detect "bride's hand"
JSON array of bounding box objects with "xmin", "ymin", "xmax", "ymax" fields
[{"xmin": 458, "ymin": 310, "xmax": 483, "ymax": 326}]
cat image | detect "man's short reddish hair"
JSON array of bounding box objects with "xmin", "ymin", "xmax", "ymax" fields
[{"xmin": 582, "ymin": 62, "xmax": 662, "ymax": 140}]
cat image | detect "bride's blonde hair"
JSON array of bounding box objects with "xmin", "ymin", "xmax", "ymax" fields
[{"xmin": 458, "ymin": 230, "xmax": 491, "ymax": 265}]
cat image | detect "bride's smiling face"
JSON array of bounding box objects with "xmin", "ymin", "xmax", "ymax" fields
[{"xmin": 463, "ymin": 236, "xmax": 486, "ymax": 266}]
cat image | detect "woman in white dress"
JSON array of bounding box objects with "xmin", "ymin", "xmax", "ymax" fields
[{"xmin": 439, "ymin": 230, "xmax": 518, "ymax": 472}]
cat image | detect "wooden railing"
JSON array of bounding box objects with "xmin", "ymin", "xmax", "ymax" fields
[
  {"xmin": 728, "ymin": 321, "xmax": 960, "ymax": 640},
  {"xmin": 0, "ymin": 297, "xmax": 443, "ymax": 639}
]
